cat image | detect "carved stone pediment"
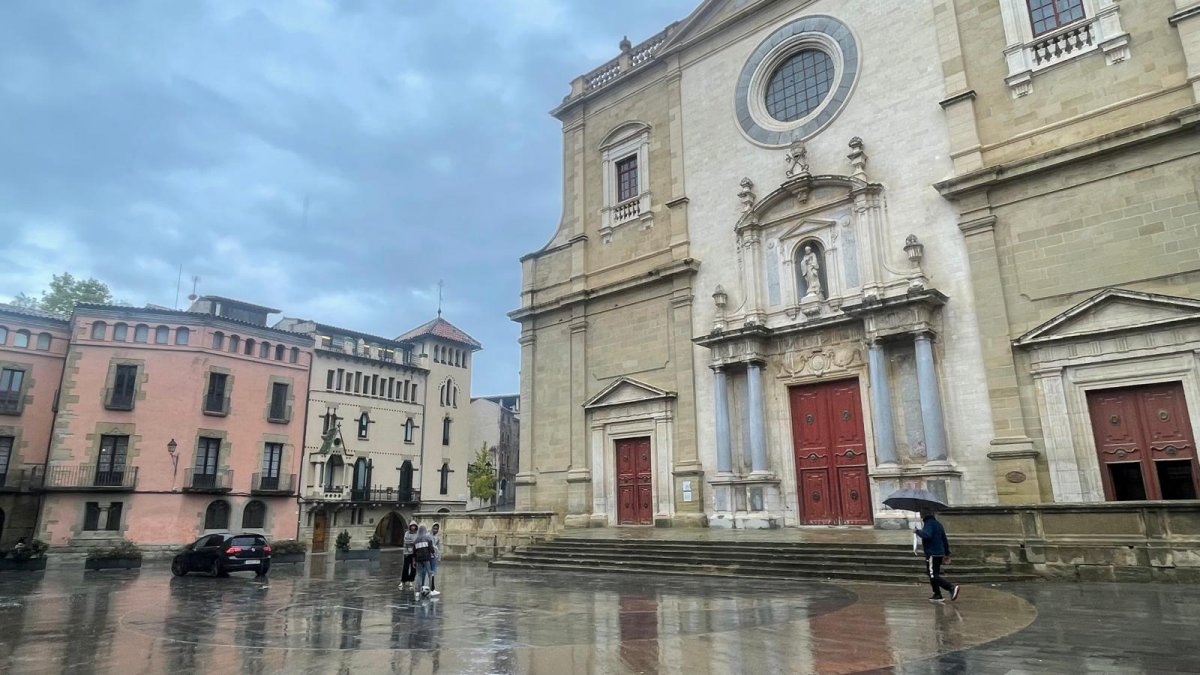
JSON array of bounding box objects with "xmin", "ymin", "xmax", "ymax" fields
[
  {"xmin": 1014, "ymin": 289, "xmax": 1200, "ymax": 347},
  {"xmin": 583, "ymin": 377, "xmax": 676, "ymax": 409},
  {"xmin": 735, "ymin": 174, "xmax": 880, "ymax": 233}
]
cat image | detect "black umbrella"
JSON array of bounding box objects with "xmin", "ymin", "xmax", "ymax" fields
[{"xmin": 883, "ymin": 487, "xmax": 947, "ymax": 513}]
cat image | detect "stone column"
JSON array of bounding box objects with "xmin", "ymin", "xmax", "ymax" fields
[
  {"xmin": 713, "ymin": 366, "xmax": 733, "ymax": 474},
  {"xmin": 914, "ymin": 334, "xmax": 949, "ymax": 463},
  {"xmin": 867, "ymin": 342, "xmax": 898, "ymax": 466},
  {"xmin": 747, "ymin": 361, "xmax": 769, "ymax": 475}
]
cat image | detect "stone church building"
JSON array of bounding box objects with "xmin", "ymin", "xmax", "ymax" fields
[{"xmin": 513, "ymin": 0, "xmax": 1200, "ymax": 530}]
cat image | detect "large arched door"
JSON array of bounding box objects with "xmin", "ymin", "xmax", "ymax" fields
[{"xmin": 374, "ymin": 511, "xmax": 407, "ymax": 546}]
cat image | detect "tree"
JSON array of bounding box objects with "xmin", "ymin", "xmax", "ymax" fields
[
  {"xmin": 36, "ymin": 273, "xmax": 113, "ymax": 315},
  {"xmin": 10, "ymin": 292, "xmax": 39, "ymax": 309},
  {"xmin": 467, "ymin": 443, "xmax": 497, "ymax": 503}
]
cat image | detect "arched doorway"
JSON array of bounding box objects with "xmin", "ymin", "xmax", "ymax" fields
[
  {"xmin": 324, "ymin": 455, "xmax": 344, "ymax": 492},
  {"xmin": 374, "ymin": 511, "xmax": 407, "ymax": 546}
]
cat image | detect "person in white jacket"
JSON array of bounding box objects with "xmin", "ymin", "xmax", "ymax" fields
[{"xmin": 428, "ymin": 523, "xmax": 442, "ymax": 597}]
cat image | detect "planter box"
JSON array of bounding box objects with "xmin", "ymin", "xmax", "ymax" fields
[
  {"xmin": 0, "ymin": 557, "xmax": 48, "ymax": 571},
  {"xmin": 335, "ymin": 549, "xmax": 380, "ymax": 561},
  {"xmin": 271, "ymin": 552, "xmax": 306, "ymax": 565},
  {"xmin": 85, "ymin": 557, "xmax": 142, "ymax": 571}
]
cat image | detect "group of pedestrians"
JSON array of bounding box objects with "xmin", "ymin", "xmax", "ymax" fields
[{"xmin": 399, "ymin": 522, "xmax": 442, "ymax": 599}]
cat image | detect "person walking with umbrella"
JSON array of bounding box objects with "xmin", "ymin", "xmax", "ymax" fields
[{"xmin": 884, "ymin": 488, "xmax": 960, "ymax": 603}]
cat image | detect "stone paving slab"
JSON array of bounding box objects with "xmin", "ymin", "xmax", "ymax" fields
[{"xmin": 0, "ymin": 555, "xmax": 1196, "ymax": 674}]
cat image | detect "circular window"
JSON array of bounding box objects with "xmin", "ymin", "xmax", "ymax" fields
[
  {"xmin": 764, "ymin": 50, "xmax": 835, "ymax": 122},
  {"xmin": 735, "ymin": 16, "xmax": 859, "ymax": 147}
]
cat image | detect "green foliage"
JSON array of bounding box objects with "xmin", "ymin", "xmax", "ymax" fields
[
  {"xmin": 269, "ymin": 539, "xmax": 307, "ymax": 555},
  {"xmin": 368, "ymin": 535, "xmax": 381, "ymax": 550},
  {"xmin": 13, "ymin": 272, "xmax": 113, "ymax": 316},
  {"xmin": 468, "ymin": 443, "xmax": 497, "ymax": 502},
  {"xmin": 7, "ymin": 539, "xmax": 48, "ymax": 561},
  {"xmin": 86, "ymin": 539, "xmax": 142, "ymax": 561},
  {"xmin": 335, "ymin": 530, "xmax": 352, "ymax": 552}
]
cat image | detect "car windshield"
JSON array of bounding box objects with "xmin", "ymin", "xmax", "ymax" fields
[{"xmin": 230, "ymin": 536, "xmax": 265, "ymax": 547}]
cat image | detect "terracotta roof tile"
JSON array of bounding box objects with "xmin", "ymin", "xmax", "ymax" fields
[{"xmin": 395, "ymin": 317, "xmax": 482, "ymax": 350}]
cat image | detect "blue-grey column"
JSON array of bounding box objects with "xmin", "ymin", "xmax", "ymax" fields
[
  {"xmin": 867, "ymin": 342, "xmax": 898, "ymax": 466},
  {"xmin": 914, "ymin": 334, "xmax": 949, "ymax": 462},
  {"xmin": 713, "ymin": 366, "xmax": 733, "ymax": 474},
  {"xmin": 747, "ymin": 362, "xmax": 768, "ymax": 474}
]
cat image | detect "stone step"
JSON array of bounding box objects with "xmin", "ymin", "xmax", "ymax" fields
[
  {"xmin": 508, "ymin": 550, "xmax": 1002, "ymax": 572},
  {"xmin": 488, "ymin": 558, "xmax": 1036, "ymax": 584},
  {"xmin": 506, "ymin": 553, "xmax": 1004, "ymax": 576},
  {"xmin": 552, "ymin": 537, "xmax": 913, "ymax": 552},
  {"xmin": 531, "ymin": 543, "xmax": 927, "ymax": 561}
]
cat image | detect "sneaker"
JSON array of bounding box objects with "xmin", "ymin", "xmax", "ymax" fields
[
  {"xmin": 429, "ymin": 590, "xmax": 441, "ymax": 597},
  {"xmin": 929, "ymin": 595, "xmax": 945, "ymax": 603},
  {"xmin": 421, "ymin": 586, "xmax": 430, "ymax": 596},
  {"xmin": 951, "ymin": 585, "xmax": 961, "ymax": 601}
]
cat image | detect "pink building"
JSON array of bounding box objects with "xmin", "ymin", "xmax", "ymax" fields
[
  {"xmin": 0, "ymin": 304, "xmax": 69, "ymax": 547},
  {"xmin": 38, "ymin": 297, "xmax": 313, "ymax": 555}
]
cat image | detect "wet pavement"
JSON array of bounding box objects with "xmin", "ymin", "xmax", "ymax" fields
[{"xmin": 0, "ymin": 555, "xmax": 1197, "ymax": 674}]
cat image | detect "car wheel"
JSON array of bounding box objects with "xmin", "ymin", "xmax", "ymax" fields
[
  {"xmin": 171, "ymin": 559, "xmax": 188, "ymax": 577},
  {"xmin": 210, "ymin": 559, "xmax": 224, "ymax": 578}
]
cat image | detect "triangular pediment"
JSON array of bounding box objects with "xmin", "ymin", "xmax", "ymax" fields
[
  {"xmin": 659, "ymin": 0, "xmax": 762, "ymax": 53},
  {"xmin": 583, "ymin": 377, "xmax": 676, "ymax": 409},
  {"xmin": 1015, "ymin": 289, "xmax": 1200, "ymax": 346}
]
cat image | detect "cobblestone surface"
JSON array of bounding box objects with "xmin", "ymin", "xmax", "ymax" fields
[{"xmin": 0, "ymin": 554, "xmax": 1196, "ymax": 673}]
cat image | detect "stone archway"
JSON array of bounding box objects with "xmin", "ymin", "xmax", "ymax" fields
[{"xmin": 374, "ymin": 511, "xmax": 407, "ymax": 547}]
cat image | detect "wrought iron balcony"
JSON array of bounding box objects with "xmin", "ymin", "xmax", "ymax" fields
[
  {"xmin": 251, "ymin": 472, "xmax": 295, "ymax": 495},
  {"xmin": 183, "ymin": 469, "xmax": 233, "ymax": 493},
  {"xmin": 349, "ymin": 487, "xmax": 420, "ymax": 504},
  {"xmin": 103, "ymin": 387, "xmax": 135, "ymax": 411},
  {"xmin": 44, "ymin": 465, "xmax": 139, "ymax": 491},
  {"xmin": 0, "ymin": 466, "xmax": 44, "ymax": 492}
]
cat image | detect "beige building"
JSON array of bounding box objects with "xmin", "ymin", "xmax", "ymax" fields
[
  {"xmin": 933, "ymin": 0, "xmax": 1200, "ymax": 505},
  {"xmin": 514, "ymin": 0, "xmax": 1200, "ymax": 529},
  {"xmin": 468, "ymin": 394, "xmax": 520, "ymax": 510},
  {"xmin": 277, "ymin": 315, "xmax": 480, "ymax": 550}
]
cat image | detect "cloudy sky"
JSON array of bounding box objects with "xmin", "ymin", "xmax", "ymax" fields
[{"xmin": 0, "ymin": 0, "xmax": 694, "ymax": 395}]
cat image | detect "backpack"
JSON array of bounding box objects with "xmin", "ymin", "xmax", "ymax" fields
[{"xmin": 413, "ymin": 539, "xmax": 433, "ymax": 562}]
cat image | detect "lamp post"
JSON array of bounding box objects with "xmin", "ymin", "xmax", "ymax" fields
[{"xmin": 167, "ymin": 438, "xmax": 178, "ymax": 489}]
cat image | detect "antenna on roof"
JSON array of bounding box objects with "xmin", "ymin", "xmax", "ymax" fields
[
  {"xmin": 437, "ymin": 280, "xmax": 444, "ymax": 318},
  {"xmin": 174, "ymin": 263, "xmax": 183, "ymax": 310}
]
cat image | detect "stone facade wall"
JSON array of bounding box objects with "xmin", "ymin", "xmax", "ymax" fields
[{"xmin": 414, "ymin": 511, "xmax": 560, "ymax": 561}]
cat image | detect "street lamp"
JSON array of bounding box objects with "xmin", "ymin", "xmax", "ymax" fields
[{"xmin": 167, "ymin": 438, "xmax": 179, "ymax": 488}]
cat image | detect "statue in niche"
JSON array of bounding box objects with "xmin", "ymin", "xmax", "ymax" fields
[{"xmin": 800, "ymin": 245, "xmax": 823, "ymax": 300}]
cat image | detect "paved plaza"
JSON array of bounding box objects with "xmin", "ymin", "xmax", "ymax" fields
[{"xmin": 0, "ymin": 554, "xmax": 1198, "ymax": 674}]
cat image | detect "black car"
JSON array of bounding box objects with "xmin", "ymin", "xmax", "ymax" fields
[{"xmin": 172, "ymin": 533, "xmax": 271, "ymax": 577}]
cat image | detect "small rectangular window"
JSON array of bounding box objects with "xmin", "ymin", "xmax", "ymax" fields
[
  {"xmin": 84, "ymin": 502, "xmax": 101, "ymax": 531},
  {"xmin": 106, "ymin": 502, "xmax": 123, "ymax": 531},
  {"xmin": 107, "ymin": 364, "xmax": 137, "ymax": 410},
  {"xmin": 154, "ymin": 326, "xmax": 169, "ymax": 344},
  {"xmin": 326, "ymin": 370, "xmax": 335, "ymax": 390},
  {"xmin": 134, "ymin": 325, "xmax": 149, "ymax": 343},
  {"xmin": 0, "ymin": 368, "xmax": 25, "ymax": 414},
  {"xmin": 262, "ymin": 442, "xmax": 283, "ymax": 480},
  {"xmin": 204, "ymin": 372, "xmax": 229, "ymax": 415},
  {"xmin": 1027, "ymin": 0, "xmax": 1085, "ymax": 36},
  {"xmin": 269, "ymin": 382, "xmax": 289, "ymax": 422},
  {"xmin": 616, "ymin": 155, "xmax": 639, "ymax": 202},
  {"xmin": 337, "ymin": 369, "xmax": 344, "ymax": 391},
  {"xmin": 442, "ymin": 417, "xmax": 451, "ymax": 446}
]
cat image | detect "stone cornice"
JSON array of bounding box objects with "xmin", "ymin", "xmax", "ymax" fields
[
  {"xmin": 934, "ymin": 104, "xmax": 1200, "ymax": 198},
  {"xmin": 1168, "ymin": 3, "xmax": 1200, "ymax": 26},
  {"xmin": 938, "ymin": 89, "xmax": 977, "ymax": 109},
  {"xmin": 509, "ymin": 258, "xmax": 700, "ymax": 322}
]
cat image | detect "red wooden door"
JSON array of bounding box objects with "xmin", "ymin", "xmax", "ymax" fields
[
  {"xmin": 616, "ymin": 437, "xmax": 654, "ymax": 525},
  {"xmin": 1087, "ymin": 382, "xmax": 1198, "ymax": 501},
  {"xmin": 790, "ymin": 379, "xmax": 872, "ymax": 525}
]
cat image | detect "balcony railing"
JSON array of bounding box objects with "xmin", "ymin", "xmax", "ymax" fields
[
  {"xmin": 349, "ymin": 487, "xmax": 420, "ymax": 504},
  {"xmin": 0, "ymin": 391, "xmax": 22, "ymax": 415},
  {"xmin": 251, "ymin": 472, "xmax": 295, "ymax": 495},
  {"xmin": 183, "ymin": 469, "xmax": 233, "ymax": 493},
  {"xmin": 44, "ymin": 465, "xmax": 139, "ymax": 491},
  {"xmin": 202, "ymin": 394, "xmax": 230, "ymax": 416},
  {"xmin": 103, "ymin": 387, "xmax": 135, "ymax": 411},
  {"xmin": 0, "ymin": 466, "xmax": 44, "ymax": 492}
]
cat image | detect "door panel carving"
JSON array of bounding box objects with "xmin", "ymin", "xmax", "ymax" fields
[{"xmin": 790, "ymin": 379, "xmax": 872, "ymax": 525}]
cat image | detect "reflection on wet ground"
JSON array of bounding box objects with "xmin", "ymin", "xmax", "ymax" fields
[{"xmin": 0, "ymin": 555, "xmax": 1195, "ymax": 674}]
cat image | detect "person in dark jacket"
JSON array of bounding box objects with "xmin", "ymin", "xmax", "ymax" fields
[
  {"xmin": 914, "ymin": 509, "xmax": 960, "ymax": 603},
  {"xmin": 412, "ymin": 525, "xmax": 436, "ymax": 600}
]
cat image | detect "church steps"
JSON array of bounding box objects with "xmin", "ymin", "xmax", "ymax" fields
[{"xmin": 501, "ymin": 551, "xmax": 1003, "ymax": 574}]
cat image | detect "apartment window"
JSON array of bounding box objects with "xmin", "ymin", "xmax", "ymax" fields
[
  {"xmin": 91, "ymin": 321, "xmax": 107, "ymax": 340},
  {"xmin": 404, "ymin": 381, "xmax": 411, "ymax": 401},
  {"xmin": 134, "ymin": 324, "xmax": 149, "ymax": 343},
  {"xmin": 204, "ymin": 500, "xmax": 230, "ymax": 530},
  {"xmin": 439, "ymin": 462, "xmax": 450, "ymax": 495},
  {"xmin": 371, "ymin": 374, "xmax": 379, "ymax": 397},
  {"xmin": 228, "ymin": 336, "xmax": 240, "ymax": 353},
  {"xmin": 242, "ymin": 500, "xmax": 266, "ymax": 529},
  {"xmin": 96, "ymin": 435, "xmax": 129, "ymax": 486},
  {"xmin": 336, "ymin": 369, "xmax": 344, "ymax": 391},
  {"xmin": 326, "ymin": 369, "xmax": 335, "ymax": 390},
  {"xmin": 388, "ymin": 378, "xmax": 395, "ymax": 400},
  {"xmin": 290, "ymin": 347, "xmax": 299, "ymax": 364},
  {"xmin": 354, "ymin": 372, "xmax": 362, "ymax": 394},
  {"xmin": 0, "ymin": 435, "xmax": 12, "ymax": 485},
  {"xmin": 262, "ymin": 442, "xmax": 283, "ymax": 484},
  {"xmin": 357, "ymin": 412, "xmax": 370, "ymax": 440},
  {"xmin": 211, "ymin": 331, "xmax": 224, "ymax": 350},
  {"xmin": 154, "ymin": 326, "xmax": 169, "ymax": 344},
  {"xmin": 113, "ymin": 323, "xmax": 128, "ymax": 341},
  {"xmin": 13, "ymin": 330, "xmax": 29, "ymax": 348},
  {"xmin": 194, "ymin": 437, "xmax": 221, "ymax": 488},
  {"xmin": 259, "ymin": 341, "xmax": 271, "ymax": 358},
  {"xmin": 107, "ymin": 364, "xmax": 138, "ymax": 410},
  {"xmin": 1028, "ymin": 0, "xmax": 1084, "ymax": 36},
  {"xmin": 84, "ymin": 502, "xmax": 102, "ymax": 531},
  {"xmin": 35, "ymin": 333, "xmax": 51, "ymax": 350},
  {"xmin": 412, "ymin": 384, "xmax": 418, "ymax": 400},
  {"xmin": 274, "ymin": 344, "xmax": 285, "ymax": 361},
  {"xmin": 404, "ymin": 418, "xmax": 415, "ymax": 444},
  {"xmin": 269, "ymin": 382, "xmax": 289, "ymax": 422},
  {"xmin": 442, "ymin": 416, "xmax": 451, "ymax": 446},
  {"xmin": 175, "ymin": 327, "xmax": 190, "ymax": 345},
  {"xmin": 106, "ymin": 502, "xmax": 123, "ymax": 531},
  {"xmin": 204, "ymin": 372, "xmax": 229, "ymax": 415},
  {"xmin": 0, "ymin": 368, "xmax": 24, "ymax": 414},
  {"xmin": 0, "ymin": 326, "xmax": 7, "ymax": 344}
]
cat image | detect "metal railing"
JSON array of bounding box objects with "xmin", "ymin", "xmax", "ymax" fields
[
  {"xmin": 0, "ymin": 466, "xmax": 44, "ymax": 491},
  {"xmin": 44, "ymin": 465, "xmax": 139, "ymax": 490},
  {"xmin": 183, "ymin": 469, "xmax": 233, "ymax": 492},
  {"xmin": 251, "ymin": 472, "xmax": 295, "ymax": 494},
  {"xmin": 349, "ymin": 487, "xmax": 420, "ymax": 504}
]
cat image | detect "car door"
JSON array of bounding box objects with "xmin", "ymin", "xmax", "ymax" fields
[
  {"xmin": 194, "ymin": 534, "xmax": 223, "ymax": 568},
  {"xmin": 183, "ymin": 536, "xmax": 206, "ymax": 568}
]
